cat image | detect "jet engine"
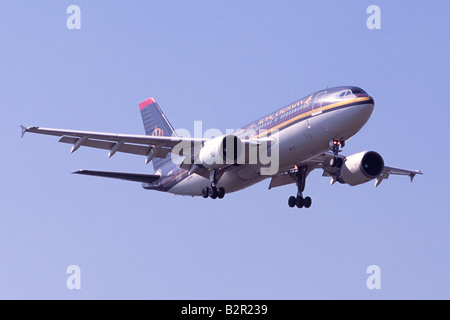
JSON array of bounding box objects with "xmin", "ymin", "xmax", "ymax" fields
[
  {"xmin": 198, "ymin": 135, "xmax": 244, "ymax": 169},
  {"xmin": 338, "ymin": 151, "xmax": 384, "ymax": 186}
]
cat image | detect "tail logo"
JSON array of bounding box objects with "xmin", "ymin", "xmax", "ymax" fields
[{"xmin": 152, "ymin": 125, "xmax": 164, "ymax": 137}]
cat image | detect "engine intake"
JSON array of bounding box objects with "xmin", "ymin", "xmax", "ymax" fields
[{"xmin": 338, "ymin": 151, "xmax": 384, "ymax": 186}]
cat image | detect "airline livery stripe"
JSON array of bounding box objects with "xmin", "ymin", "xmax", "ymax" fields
[
  {"xmin": 253, "ymin": 97, "xmax": 372, "ymax": 139},
  {"xmin": 162, "ymin": 169, "xmax": 188, "ymax": 187}
]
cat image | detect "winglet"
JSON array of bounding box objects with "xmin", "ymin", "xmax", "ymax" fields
[{"xmin": 20, "ymin": 125, "xmax": 27, "ymax": 138}]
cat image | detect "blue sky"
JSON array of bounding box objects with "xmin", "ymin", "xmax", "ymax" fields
[{"xmin": 1, "ymin": 1, "xmax": 449, "ymax": 299}]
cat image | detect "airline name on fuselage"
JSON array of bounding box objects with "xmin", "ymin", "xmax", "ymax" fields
[{"xmin": 238, "ymin": 94, "xmax": 313, "ymax": 137}]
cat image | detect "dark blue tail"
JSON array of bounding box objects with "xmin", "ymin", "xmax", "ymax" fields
[{"xmin": 139, "ymin": 98, "xmax": 177, "ymax": 171}]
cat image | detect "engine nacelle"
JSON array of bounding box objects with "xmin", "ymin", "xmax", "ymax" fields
[
  {"xmin": 338, "ymin": 151, "xmax": 384, "ymax": 186},
  {"xmin": 198, "ymin": 135, "xmax": 244, "ymax": 169}
]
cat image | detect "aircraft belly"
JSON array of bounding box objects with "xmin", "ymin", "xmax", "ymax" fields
[
  {"xmin": 222, "ymin": 168, "xmax": 267, "ymax": 193},
  {"xmin": 167, "ymin": 167, "xmax": 267, "ymax": 196},
  {"xmin": 167, "ymin": 174, "xmax": 209, "ymax": 196}
]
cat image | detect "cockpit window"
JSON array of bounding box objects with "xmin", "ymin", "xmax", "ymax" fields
[
  {"xmin": 339, "ymin": 88, "xmax": 367, "ymax": 98},
  {"xmin": 351, "ymin": 88, "xmax": 367, "ymax": 95},
  {"xmin": 339, "ymin": 90, "xmax": 352, "ymax": 98}
]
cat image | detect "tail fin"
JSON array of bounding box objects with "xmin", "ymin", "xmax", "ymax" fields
[{"xmin": 139, "ymin": 98, "xmax": 177, "ymax": 170}]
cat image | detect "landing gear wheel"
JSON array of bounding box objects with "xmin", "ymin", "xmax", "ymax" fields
[
  {"xmin": 296, "ymin": 196, "xmax": 304, "ymax": 208},
  {"xmin": 330, "ymin": 157, "xmax": 336, "ymax": 167},
  {"xmin": 209, "ymin": 187, "xmax": 218, "ymax": 199},
  {"xmin": 330, "ymin": 156, "xmax": 343, "ymax": 168},
  {"xmin": 304, "ymin": 196, "xmax": 312, "ymax": 209},
  {"xmin": 217, "ymin": 187, "xmax": 226, "ymax": 199},
  {"xmin": 202, "ymin": 187, "xmax": 209, "ymax": 199},
  {"xmin": 288, "ymin": 196, "xmax": 296, "ymax": 208}
]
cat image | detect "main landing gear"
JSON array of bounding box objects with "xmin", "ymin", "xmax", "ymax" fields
[
  {"xmin": 330, "ymin": 140, "xmax": 345, "ymax": 168},
  {"xmin": 202, "ymin": 186, "xmax": 225, "ymax": 199},
  {"xmin": 288, "ymin": 165, "xmax": 312, "ymax": 209},
  {"xmin": 202, "ymin": 169, "xmax": 226, "ymax": 200}
]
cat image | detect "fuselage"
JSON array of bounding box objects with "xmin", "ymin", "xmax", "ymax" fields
[{"xmin": 149, "ymin": 86, "xmax": 375, "ymax": 196}]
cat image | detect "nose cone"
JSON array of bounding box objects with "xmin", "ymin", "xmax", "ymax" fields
[
  {"xmin": 356, "ymin": 95, "xmax": 375, "ymax": 126},
  {"xmin": 362, "ymin": 95, "xmax": 374, "ymax": 112}
]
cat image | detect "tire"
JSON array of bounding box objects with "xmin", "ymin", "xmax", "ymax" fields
[
  {"xmin": 288, "ymin": 196, "xmax": 296, "ymax": 208},
  {"xmin": 217, "ymin": 187, "xmax": 226, "ymax": 199},
  {"xmin": 330, "ymin": 157, "xmax": 337, "ymax": 167},
  {"xmin": 209, "ymin": 187, "xmax": 218, "ymax": 199},
  {"xmin": 330, "ymin": 157, "xmax": 343, "ymax": 168},
  {"xmin": 202, "ymin": 187, "xmax": 209, "ymax": 199},
  {"xmin": 296, "ymin": 196, "xmax": 304, "ymax": 208},
  {"xmin": 304, "ymin": 196, "xmax": 312, "ymax": 208}
]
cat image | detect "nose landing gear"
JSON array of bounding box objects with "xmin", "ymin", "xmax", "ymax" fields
[{"xmin": 330, "ymin": 140, "xmax": 345, "ymax": 168}]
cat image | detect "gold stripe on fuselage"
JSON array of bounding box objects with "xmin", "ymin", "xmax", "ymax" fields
[{"xmin": 253, "ymin": 96, "xmax": 372, "ymax": 139}]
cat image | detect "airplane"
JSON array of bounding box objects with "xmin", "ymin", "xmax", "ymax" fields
[{"xmin": 21, "ymin": 86, "xmax": 422, "ymax": 209}]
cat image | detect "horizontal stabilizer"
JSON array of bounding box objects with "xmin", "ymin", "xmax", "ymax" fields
[{"xmin": 73, "ymin": 169, "xmax": 160, "ymax": 184}]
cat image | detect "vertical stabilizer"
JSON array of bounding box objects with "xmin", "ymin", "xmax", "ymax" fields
[{"xmin": 139, "ymin": 98, "xmax": 177, "ymax": 170}]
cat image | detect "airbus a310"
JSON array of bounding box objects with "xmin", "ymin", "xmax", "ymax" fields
[{"xmin": 21, "ymin": 86, "xmax": 422, "ymax": 209}]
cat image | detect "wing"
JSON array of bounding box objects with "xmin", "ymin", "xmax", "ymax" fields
[
  {"xmin": 21, "ymin": 126, "xmax": 205, "ymax": 164},
  {"xmin": 21, "ymin": 125, "xmax": 274, "ymax": 167},
  {"xmin": 374, "ymin": 166, "xmax": 423, "ymax": 187},
  {"xmin": 268, "ymin": 152, "xmax": 422, "ymax": 189}
]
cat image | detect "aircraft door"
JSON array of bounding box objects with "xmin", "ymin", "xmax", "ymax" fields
[{"xmin": 312, "ymin": 91, "xmax": 327, "ymax": 116}]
